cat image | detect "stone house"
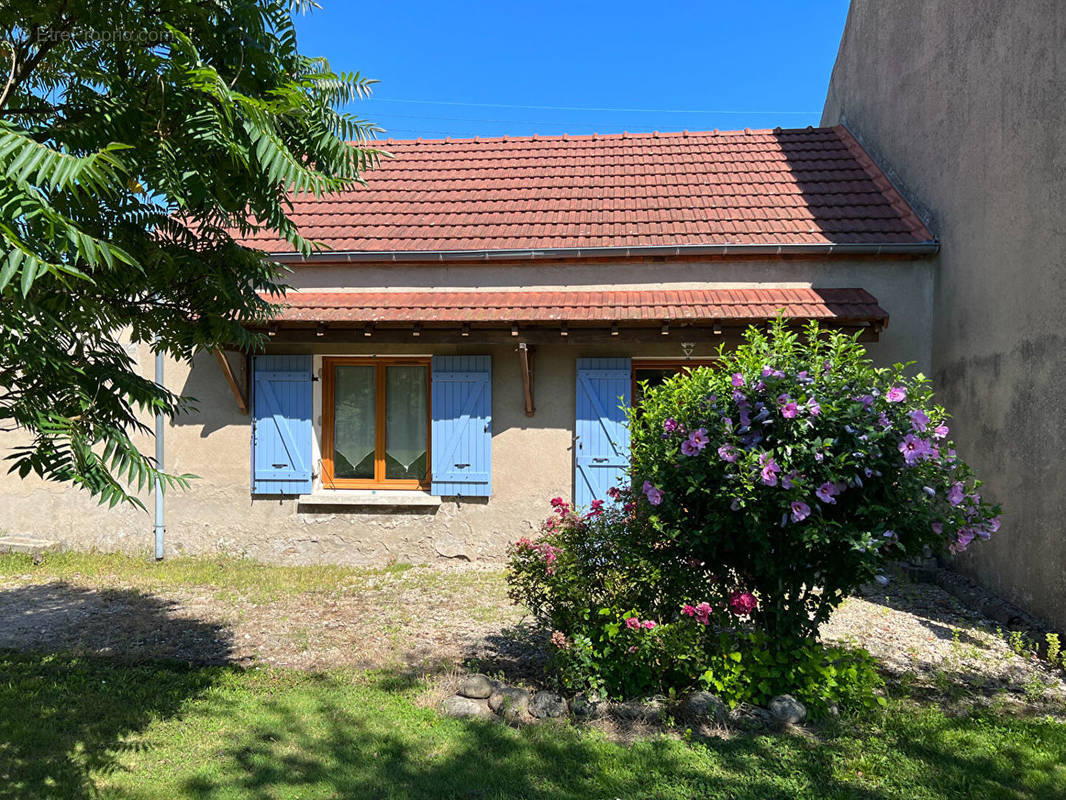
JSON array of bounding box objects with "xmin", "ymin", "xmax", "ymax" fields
[{"xmin": 0, "ymin": 127, "xmax": 938, "ymax": 564}]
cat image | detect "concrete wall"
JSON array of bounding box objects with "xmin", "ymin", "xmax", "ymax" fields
[
  {"xmin": 0, "ymin": 255, "xmax": 934, "ymax": 564},
  {"xmin": 822, "ymin": 0, "xmax": 1066, "ymax": 627}
]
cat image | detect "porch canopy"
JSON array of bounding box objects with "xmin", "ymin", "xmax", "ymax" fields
[{"xmin": 256, "ymin": 286, "xmax": 888, "ymax": 344}]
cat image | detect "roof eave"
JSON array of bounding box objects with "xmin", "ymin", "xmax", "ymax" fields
[{"xmin": 265, "ymin": 240, "xmax": 940, "ymax": 265}]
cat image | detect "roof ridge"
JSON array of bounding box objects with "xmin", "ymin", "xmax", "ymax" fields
[{"xmin": 357, "ymin": 127, "xmax": 835, "ymax": 147}]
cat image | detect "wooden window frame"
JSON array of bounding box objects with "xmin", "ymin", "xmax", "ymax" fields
[
  {"xmin": 321, "ymin": 357, "xmax": 432, "ymax": 490},
  {"xmin": 631, "ymin": 358, "xmax": 720, "ymax": 405}
]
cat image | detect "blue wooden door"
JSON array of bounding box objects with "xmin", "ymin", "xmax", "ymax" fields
[
  {"xmin": 431, "ymin": 355, "xmax": 492, "ymax": 496},
  {"xmin": 252, "ymin": 355, "xmax": 313, "ymax": 495},
  {"xmin": 575, "ymin": 358, "xmax": 631, "ymax": 508}
]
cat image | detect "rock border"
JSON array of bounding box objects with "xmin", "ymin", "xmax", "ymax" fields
[{"xmin": 442, "ymin": 676, "xmax": 805, "ymax": 733}]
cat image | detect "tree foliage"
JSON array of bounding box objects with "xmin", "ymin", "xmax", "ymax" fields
[{"xmin": 0, "ymin": 1, "xmax": 379, "ymax": 507}]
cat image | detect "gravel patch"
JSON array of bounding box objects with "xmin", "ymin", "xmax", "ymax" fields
[
  {"xmin": 2, "ymin": 562, "xmax": 1063, "ymax": 715},
  {"xmin": 821, "ymin": 581, "xmax": 1066, "ymax": 714}
]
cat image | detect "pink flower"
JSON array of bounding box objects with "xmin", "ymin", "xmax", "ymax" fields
[
  {"xmin": 625, "ymin": 617, "xmax": 641, "ymax": 630},
  {"xmin": 718, "ymin": 444, "xmax": 738, "ymax": 462},
  {"xmin": 606, "ymin": 486, "xmax": 622, "ymax": 500},
  {"xmin": 731, "ymin": 373, "xmax": 745, "ymax": 387},
  {"xmin": 886, "ymin": 386, "xmax": 907, "ymax": 403},
  {"xmin": 628, "ymin": 645, "xmax": 639, "ymax": 654},
  {"xmin": 515, "ymin": 537, "xmax": 532, "ymax": 549},
  {"xmin": 681, "ymin": 604, "xmax": 696, "ymax": 617},
  {"xmin": 781, "ymin": 401, "xmax": 799, "ymax": 419},
  {"xmin": 550, "ymin": 631, "xmax": 570, "ymax": 650},
  {"xmin": 807, "ymin": 398, "xmax": 821, "ymax": 416},
  {"xmin": 728, "ymin": 591, "xmax": 759, "ymax": 616},
  {"xmin": 933, "ymin": 424, "xmax": 949, "ymax": 439},
  {"xmin": 642, "ymin": 620, "xmax": 657, "ymax": 630},
  {"xmin": 587, "ymin": 499, "xmax": 605, "ymax": 517},
  {"xmin": 693, "ymin": 602, "xmax": 712, "ymax": 625}
]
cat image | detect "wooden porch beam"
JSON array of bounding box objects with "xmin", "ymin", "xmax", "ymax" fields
[
  {"xmin": 213, "ymin": 349, "xmax": 248, "ymax": 414},
  {"xmin": 518, "ymin": 343, "xmax": 535, "ymax": 417}
]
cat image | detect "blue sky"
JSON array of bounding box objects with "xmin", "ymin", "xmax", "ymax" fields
[{"xmin": 294, "ymin": 1, "xmax": 851, "ymax": 141}]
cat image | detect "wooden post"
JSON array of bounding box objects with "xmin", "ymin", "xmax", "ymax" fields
[{"xmin": 518, "ymin": 343, "xmax": 535, "ymax": 417}]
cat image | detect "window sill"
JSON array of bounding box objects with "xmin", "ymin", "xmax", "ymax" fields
[{"xmin": 296, "ymin": 489, "xmax": 442, "ymax": 509}]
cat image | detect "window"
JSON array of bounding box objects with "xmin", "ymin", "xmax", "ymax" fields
[
  {"xmin": 631, "ymin": 359, "xmax": 719, "ymax": 406},
  {"xmin": 321, "ymin": 357, "xmax": 430, "ymax": 489}
]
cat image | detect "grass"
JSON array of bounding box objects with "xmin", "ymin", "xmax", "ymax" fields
[
  {"xmin": 0, "ymin": 550, "xmax": 418, "ymax": 602},
  {"xmin": 1, "ymin": 552, "xmax": 1064, "ymax": 798},
  {"xmin": 1, "ymin": 651, "xmax": 1064, "ymax": 800}
]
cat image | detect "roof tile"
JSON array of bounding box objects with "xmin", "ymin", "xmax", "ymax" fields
[
  {"xmin": 267, "ymin": 287, "xmax": 888, "ymax": 325},
  {"xmin": 234, "ymin": 127, "xmax": 933, "ymax": 254}
]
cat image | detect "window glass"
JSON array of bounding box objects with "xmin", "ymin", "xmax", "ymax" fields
[
  {"xmin": 384, "ymin": 365, "xmax": 428, "ymax": 480},
  {"xmin": 333, "ymin": 365, "xmax": 376, "ymax": 480}
]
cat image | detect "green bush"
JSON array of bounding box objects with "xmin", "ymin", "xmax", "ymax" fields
[{"xmin": 507, "ymin": 320, "xmax": 1000, "ymax": 710}]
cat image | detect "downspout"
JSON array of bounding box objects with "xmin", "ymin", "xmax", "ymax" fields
[{"xmin": 154, "ymin": 348, "xmax": 165, "ymax": 561}]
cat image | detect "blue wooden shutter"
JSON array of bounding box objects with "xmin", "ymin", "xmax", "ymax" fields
[
  {"xmin": 575, "ymin": 357, "xmax": 631, "ymax": 508},
  {"xmin": 252, "ymin": 355, "xmax": 313, "ymax": 495},
  {"xmin": 431, "ymin": 355, "xmax": 492, "ymax": 496}
]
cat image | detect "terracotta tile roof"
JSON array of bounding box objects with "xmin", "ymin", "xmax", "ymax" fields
[
  {"xmin": 239, "ymin": 126, "xmax": 932, "ymax": 256},
  {"xmin": 267, "ymin": 287, "xmax": 888, "ymax": 326}
]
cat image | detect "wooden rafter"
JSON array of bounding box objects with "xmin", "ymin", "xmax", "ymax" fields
[
  {"xmin": 518, "ymin": 342, "xmax": 535, "ymax": 417},
  {"xmin": 213, "ymin": 349, "xmax": 248, "ymax": 414}
]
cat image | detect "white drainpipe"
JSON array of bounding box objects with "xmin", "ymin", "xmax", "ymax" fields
[{"xmin": 154, "ymin": 349, "xmax": 165, "ymax": 560}]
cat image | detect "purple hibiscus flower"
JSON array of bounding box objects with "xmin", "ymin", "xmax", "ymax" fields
[
  {"xmin": 948, "ymin": 482, "xmax": 965, "ymax": 506},
  {"xmin": 718, "ymin": 444, "xmax": 738, "ymax": 462},
  {"xmin": 781, "ymin": 401, "xmax": 799, "ymax": 419},
  {"xmin": 758, "ymin": 454, "xmax": 780, "ymax": 487},
  {"xmin": 886, "ymin": 386, "xmax": 907, "ymax": 403},
  {"xmin": 680, "ymin": 439, "xmax": 699, "ymax": 457},
  {"xmin": 790, "ymin": 501, "xmax": 811, "ymax": 522},
  {"xmin": 731, "ymin": 373, "xmax": 745, "ymax": 387},
  {"xmin": 807, "ymin": 398, "xmax": 821, "ymax": 416},
  {"xmin": 816, "ymin": 481, "xmax": 838, "ymax": 504},
  {"xmin": 663, "ymin": 418, "xmax": 679, "ymax": 433},
  {"xmin": 642, "ymin": 480, "xmax": 664, "ymax": 506},
  {"xmin": 933, "ymin": 423, "xmax": 949, "ymax": 439},
  {"xmin": 909, "ymin": 409, "xmax": 930, "ymax": 432}
]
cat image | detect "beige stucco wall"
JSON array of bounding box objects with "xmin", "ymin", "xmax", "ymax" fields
[
  {"xmin": 0, "ymin": 255, "xmax": 933, "ymax": 564},
  {"xmin": 822, "ymin": 0, "xmax": 1066, "ymax": 627}
]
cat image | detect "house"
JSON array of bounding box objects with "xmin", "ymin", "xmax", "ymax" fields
[
  {"xmin": 0, "ymin": 127, "xmax": 938, "ymax": 564},
  {"xmin": 821, "ymin": 0, "xmax": 1066, "ymax": 629}
]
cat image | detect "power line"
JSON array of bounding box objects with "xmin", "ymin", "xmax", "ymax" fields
[{"xmin": 372, "ymin": 97, "xmax": 818, "ymax": 116}]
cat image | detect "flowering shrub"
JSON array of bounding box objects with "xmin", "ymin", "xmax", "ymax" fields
[
  {"xmin": 507, "ymin": 319, "xmax": 999, "ymax": 708},
  {"xmin": 632, "ymin": 319, "xmax": 1000, "ymax": 641}
]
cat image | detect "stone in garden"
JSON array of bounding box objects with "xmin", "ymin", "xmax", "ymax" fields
[
  {"xmin": 568, "ymin": 693, "xmax": 602, "ymax": 719},
  {"xmin": 458, "ymin": 673, "xmax": 493, "ymax": 699},
  {"xmin": 529, "ymin": 690, "xmax": 568, "ymax": 719},
  {"xmin": 729, "ymin": 703, "xmax": 777, "ymax": 731},
  {"xmin": 442, "ymin": 695, "xmax": 493, "ymax": 719},
  {"xmin": 768, "ymin": 694, "xmax": 807, "ymax": 724},
  {"xmin": 610, "ymin": 697, "xmax": 664, "ymax": 722},
  {"xmin": 488, "ymin": 686, "xmax": 530, "ymax": 720},
  {"xmin": 683, "ymin": 691, "xmax": 728, "ymax": 724}
]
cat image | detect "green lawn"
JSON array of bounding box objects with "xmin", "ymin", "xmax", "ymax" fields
[{"xmin": 1, "ymin": 650, "xmax": 1064, "ymax": 800}]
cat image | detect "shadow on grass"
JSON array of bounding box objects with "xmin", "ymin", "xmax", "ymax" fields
[
  {"xmin": 165, "ymin": 675, "xmax": 1066, "ymax": 800},
  {"xmin": 0, "ymin": 582, "xmax": 236, "ymax": 800}
]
